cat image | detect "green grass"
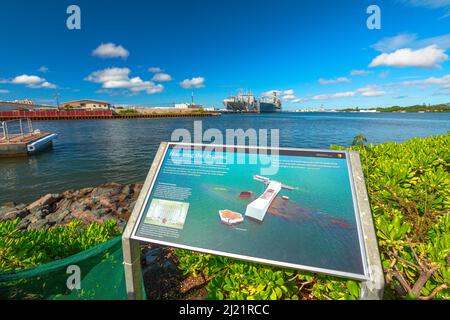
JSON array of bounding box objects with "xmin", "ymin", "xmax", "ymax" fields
[{"xmin": 0, "ymin": 219, "xmax": 121, "ymax": 272}]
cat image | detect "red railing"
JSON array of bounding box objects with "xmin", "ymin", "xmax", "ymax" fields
[{"xmin": 0, "ymin": 110, "xmax": 113, "ymax": 118}]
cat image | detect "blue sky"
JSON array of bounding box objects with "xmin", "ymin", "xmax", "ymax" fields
[{"xmin": 0, "ymin": 0, "xmax": 450, "ymax": 110}]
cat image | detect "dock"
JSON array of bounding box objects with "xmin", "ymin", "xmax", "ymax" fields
[
  {"xmin": 0, "ymin": 110, "xmax": 219, "ymax": 121},
  {"xmin": 0, "ymin": 119, "xmax": 57, "ymax": 157}
]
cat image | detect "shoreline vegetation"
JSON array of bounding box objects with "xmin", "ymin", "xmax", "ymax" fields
[
  {"xmin": 339, "ymin": 103, "xmax": 450, "ymax": 113},
  {"xmin": 0, "ymin": 133, "xmax": 449, "ymax": 300}
]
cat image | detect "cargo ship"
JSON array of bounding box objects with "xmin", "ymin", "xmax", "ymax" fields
[{"xmin": 223, "ymin": 91, "xmax": 282, "ymax": 113}]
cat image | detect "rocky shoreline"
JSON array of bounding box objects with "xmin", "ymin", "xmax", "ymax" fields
[
  {"xmin": 0, "ymin": 182, "xmax": 143, "ymax": 230},
  {"xmin": 0, "ymin": 182, "xmax": 209, "ymax": 300}
]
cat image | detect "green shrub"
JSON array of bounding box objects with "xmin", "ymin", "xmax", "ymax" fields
[
  {"xmin": 177, "ymin": 133, "xmax": 450, "ymax": 300},
  {"xmin": 0, "ymin": 219, "xmax": 121, "ymax": 272}
]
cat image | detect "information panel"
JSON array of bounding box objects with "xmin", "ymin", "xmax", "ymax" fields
[{"xmin": 131, "ymin": 143, "xmax": 368, "ymax": 280}]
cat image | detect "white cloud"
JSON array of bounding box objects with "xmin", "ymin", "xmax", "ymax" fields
[
  {"xmin": 262, "ymin": 89, "xmax": 293, "ymax": 97},
  {"xmin": 399, "ymin": 1, "xmax": 450, "ymax": 18},
  {"xmin": 361, "ymin": 91, "xmax": 386, "ymax": 97},
  {"xmin": 369, "ymin": 45, "xmax": 448, "ymax": 68},
  {"xmin": 318, "ymin": 77, "xmax": 351, "ymax": 85},
  {"xmin": 282, "ymin": 94, "xmax": 297, "ymax": 101},
  {"xmin": 291, "ymin": 98, "xmax": 310, "ymax": 103},
  {"xmin": 396, "ymin": 74, "xmax": 450, "ymax": 87},
  {"xmin": 350, "ymin": 69, "xmax": 372, "ymax": 76},
  {"xmin": 148, "ymin": 67, "xmax": 163, "ymax": 73},
  {"xmin": 261, "ymin": 89, "xmax": 299, "ymax": 102},
  {"xmin": 401, "ymin": 0, "xmax": 450, "ymax": 8},
  {"xmin": 180, "ymin": 77, "xmax": 205, "ymax": 89},
  {"xmin": 372, "ymin": 33, "xmax": 418, "ymax": 52},
  {"xmin": 85, "ymin": 67, "xmax": 163, "ymax": 94},
  {"xmin": 38, "ymin": 66, "xmax": 49, "ymax": 73},
  {"xmin": 92, "ymin": 43, "xmax": 129, "ymax": 59},
  {"xmin": 372, "ymin": 33, "xmax": 450, "ymax": 52},
  {"xmin": 282, "ymin": 89, "xmax": 294, "ymax": 95},
  {"xmin": 152, "ymin": 73, "xmax": 173, "ymax": 82},
  {"xmin": 313, "ymin": 91, "xmax": 356, "ymax": 100},
  {"xmin": 10, "ymin": 74, "xmax": 56, "ymax": 89}
]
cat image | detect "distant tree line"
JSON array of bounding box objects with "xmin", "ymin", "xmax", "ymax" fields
[{"xmin": 340, "ymin": 104, "xmax": 450, "ymax": 113}]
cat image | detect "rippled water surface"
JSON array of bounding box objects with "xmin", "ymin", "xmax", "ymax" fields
[{"xmin": 1, "ymin": 112, "xmax": 449, "ymax": 204}]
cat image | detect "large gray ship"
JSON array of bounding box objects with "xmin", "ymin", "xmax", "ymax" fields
[{"xmin": 223, "ymin": 91, "xmax": 281, "ymax": 113}]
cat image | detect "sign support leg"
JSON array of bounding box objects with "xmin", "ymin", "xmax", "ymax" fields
[{"xmin": 122, "ymin": 237, "xmax": 144, "ymax": 300}]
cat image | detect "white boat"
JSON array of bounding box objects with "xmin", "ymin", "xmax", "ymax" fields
[
  {"xmin": 245, "ymin": 181, "xmax": 282, "ymax": 221},
  {"xmin": 219, "ymin": 210, "xmax": 244, "ymax": 226}
]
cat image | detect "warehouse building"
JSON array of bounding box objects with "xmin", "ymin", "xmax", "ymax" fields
[{"xmin": 63, "ymin": 100, "xmax": 111, "ymax": 110}]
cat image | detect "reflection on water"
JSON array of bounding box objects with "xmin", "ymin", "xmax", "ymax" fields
[{"xmin": 1, "ymin": 112, "xmax": 449, "ymax": 204}]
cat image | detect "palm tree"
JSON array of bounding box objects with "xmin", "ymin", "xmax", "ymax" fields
[{"xmin": 352, "ymin": 133, "xmax": 368, "ymax": 147}]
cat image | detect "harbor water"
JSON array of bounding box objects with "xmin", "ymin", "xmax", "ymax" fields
[{"xmin": 1, "ymin": 112, "xmax": 449, "ymax": 204}]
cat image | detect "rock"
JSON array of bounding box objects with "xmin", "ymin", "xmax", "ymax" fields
[
  {"xmin": 129, "ymin": 200, "xmax": 137, "ymax": 212},
  {"xmin": 1, "ymin": 202, "xmax": 16, "ymax": 209},
  {"xmin": 15, "ymin": 203, "xmax": 27, "ymax": 210},
  {"xmin": 28, "ymin": 218, "xmax": 49, "ymax": 230},
  {"xmin": 3, "ymin": 182, "xmax": 142, "ymax": 230},
  {"xmin": 79, "ymin": 187, "xmax": 94, "ymax": 196},
  {"xmin": 16, "ymin": 218, "xmax": 31, "ymax": 230},
  {"xmin": 132, "ymin": 183, "xmax": 143, "ymax": 197},
  {"xmin": 0, "ymin": 209, "xmax": 19, "ymax": 221},
  {"xmin": 121, "ymin": 185, "xmax": 131, "ymax": 197},
  {"xmin": 162, "ymin": 261, "xmax": 178, "ymax": 272},
  {"xmin": 55, "ymin": 198, "xmax": 73, "ymax": 212},
  {"xmin": 99, "ymin": 196, "xmax": 113, "ymax": 208},
  {"xmin": 27, "ymin": 193, "xmax": 62, "ymax": 211},
  {"xmin": 71, "ymin": 210, "xmax": 103, "ymax": 224},
  {"xmin": 144, "ymin": 248, "xmax": 162, "ymax": 265},
  {"xmin": 17, "ymin": 208, "xmax": 31, "ymax": 219},
  {"xmin": 47, "ymin": 209, "xmax": 71, "ymax": 224}
]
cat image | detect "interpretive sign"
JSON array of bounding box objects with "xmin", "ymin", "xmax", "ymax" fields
[{"xmin": 130, "ymin": 143, "xmax": 370, "ymax": 280}]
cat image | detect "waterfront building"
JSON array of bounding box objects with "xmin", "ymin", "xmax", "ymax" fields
[
  {"xmin": 174, "ymin": 103, "xmax": 203, "ymax": 109},
  {"xmin": 13, "ymin": 99, "xmax": 33, "ymax": 105},
  {"xmin": 63, "ymin": 100, "xmax": 111, "ymax": 110}
]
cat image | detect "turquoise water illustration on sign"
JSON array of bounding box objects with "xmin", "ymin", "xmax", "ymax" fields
[{"xmin": 134, "ymin": 145, "xmax": 366, "ymax": 279}]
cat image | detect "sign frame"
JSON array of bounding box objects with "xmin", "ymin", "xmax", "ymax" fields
[{"xmin": 122, "ymin": 142, "xmax": 384, "ymax": 300}]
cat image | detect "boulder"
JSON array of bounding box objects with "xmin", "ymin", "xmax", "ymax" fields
[
  {"xmin": 0, "ymin": 209, "xmax": 19, "ymax": 222},
  {"xmin": 47, "ymin": 209, "xmax": 71, "ymax": 225},
  {"xmin": 27, "ymin": 193, "xmax": 62, "ymax": 211},
  {"xmin": 28, "ymin": 218, "xmax": 49, "ymax": 230}
]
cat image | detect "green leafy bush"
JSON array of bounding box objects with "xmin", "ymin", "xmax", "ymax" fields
[
  {"xmin": 177, "ymin": 133, "xmax": 450, "ymax": 300},
  {"xmin": 0, "ymin": 219, "xmax": 121, "ymax": 272}
]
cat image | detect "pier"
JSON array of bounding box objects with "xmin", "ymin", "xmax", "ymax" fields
[
  {"xmin": 0, "ymin": 119, "xmax": 57, "ymax": 157},
  {"xmin": 0, "ymin": 110, "xmax": 219, "ymax": 121}
]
